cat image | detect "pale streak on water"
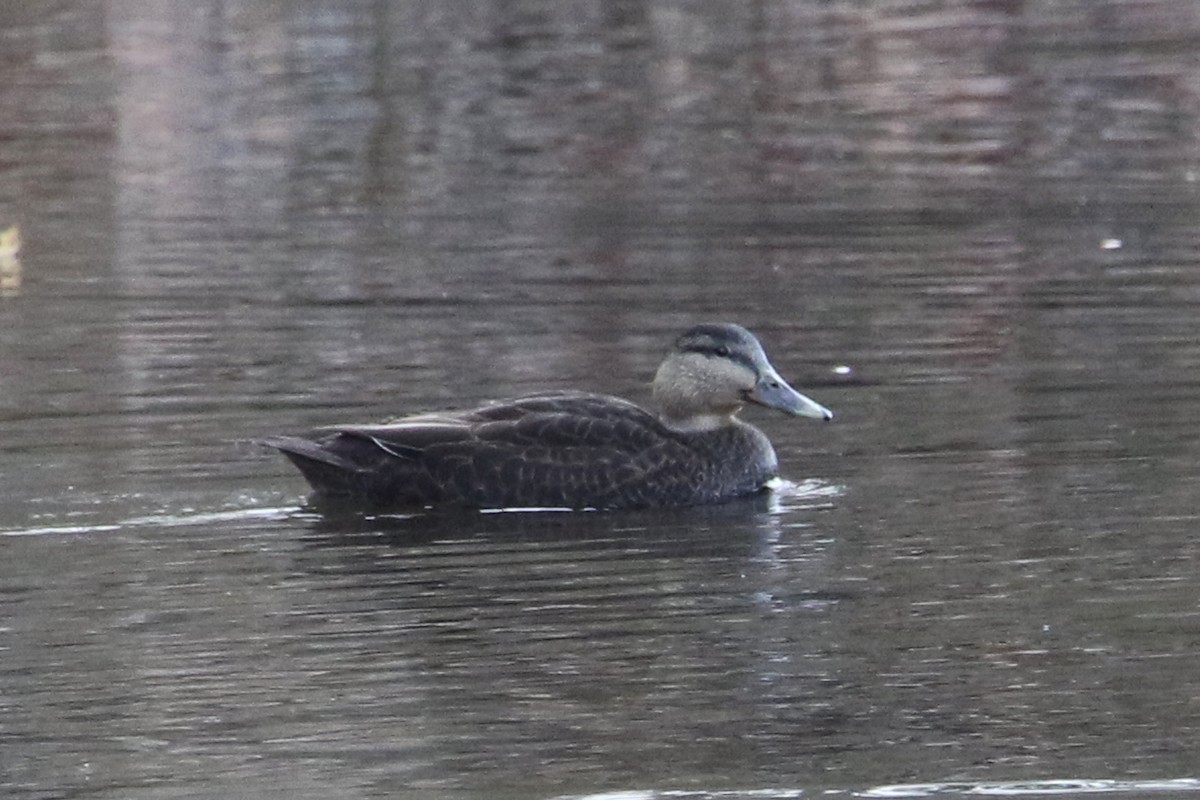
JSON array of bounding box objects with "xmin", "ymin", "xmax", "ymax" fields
[{"xmin": 3, "ymin": 2, "xmax": 1200, "ymax": 799}]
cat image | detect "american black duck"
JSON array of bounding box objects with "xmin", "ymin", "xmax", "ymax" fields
[{"xmin": 268, "ymin": 323, "xmax": 832, "ymax": 510}]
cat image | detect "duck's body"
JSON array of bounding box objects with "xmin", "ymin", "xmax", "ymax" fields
[
  {"xmin": 271, "ymin": 390, "xmax": 782, "ymax": 509},
  {"xmin": 269, "ymin": 324, "xmax": 832, "ymax": 510}
]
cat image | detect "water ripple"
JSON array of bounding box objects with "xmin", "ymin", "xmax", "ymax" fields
[
  {"xmin": 862, "ymin": 778, "xmax": 1200, "ymax": 797},
  {"xmin": 556, "ymin": 781, "xmax": 1200, "ymax": 800}
]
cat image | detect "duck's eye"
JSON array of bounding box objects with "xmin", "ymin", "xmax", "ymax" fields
[{"xmin": 714, "ymin": 345, "xmax": 731, "ymax": 358}]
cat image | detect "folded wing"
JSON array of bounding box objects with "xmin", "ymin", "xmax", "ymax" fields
[{"xmin": 268, "ymin": 392, "xmax": 706, "ymax": 508}]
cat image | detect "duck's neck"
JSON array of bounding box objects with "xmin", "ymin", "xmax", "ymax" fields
[{"xmin": 659, "ymin": 410, "xmax": 737, "ymax": 433}]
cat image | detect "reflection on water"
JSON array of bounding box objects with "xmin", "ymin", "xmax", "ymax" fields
[{"xmin": 4, "ymin": 1, "xmax": 1200, "ymax": 799}]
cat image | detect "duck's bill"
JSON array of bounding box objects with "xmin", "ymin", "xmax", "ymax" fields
[{"xmin": 748, "ymin": 371, "xmax": 834, "ymax": 421}]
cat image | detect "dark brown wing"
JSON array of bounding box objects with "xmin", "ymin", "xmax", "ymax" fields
[{"xmin": 269, "ymin": 392, "xmax": 729, "ymax": 509}]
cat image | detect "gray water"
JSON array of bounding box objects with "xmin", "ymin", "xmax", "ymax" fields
[{"xmin": 4, "ymin": 2, "xmax": 1200, "ymax": 799}]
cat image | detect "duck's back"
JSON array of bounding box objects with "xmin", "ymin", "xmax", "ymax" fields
[{"xmin": 269, "ymin": 391, "xmax": 779, "ymax": 509}]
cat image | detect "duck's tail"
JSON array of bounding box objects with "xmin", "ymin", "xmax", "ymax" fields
[{"xmin": 262, "ymin": 436, "xmax": 364, "ymax": 497}]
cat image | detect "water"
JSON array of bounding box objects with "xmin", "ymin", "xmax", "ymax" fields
[{"xmin": 3, "ymin": 2, "xmax": 1200, "ymax": 798}]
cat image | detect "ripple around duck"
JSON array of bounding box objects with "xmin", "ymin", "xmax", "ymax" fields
[
  {"xmin": 0, "ymin": 505, "xmax": 299, "ymax": 537},
  {"xmin": 0, "ymin": 478, "xmax": 832, "ymax": 539}
]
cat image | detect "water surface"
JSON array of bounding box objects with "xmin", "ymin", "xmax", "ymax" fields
[{"xmin": 3, "ymin": 2, "xmax": 1200, "ymax": 799}]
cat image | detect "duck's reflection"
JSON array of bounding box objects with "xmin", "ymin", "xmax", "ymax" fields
[{"xmin": 276, "ymin": 492, "xmax": 854, "ymax": 786}]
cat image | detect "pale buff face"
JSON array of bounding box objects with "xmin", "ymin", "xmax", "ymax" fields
[{"xmin": 652, "ymin": 351, "xmax": 758, "ymax": 430}]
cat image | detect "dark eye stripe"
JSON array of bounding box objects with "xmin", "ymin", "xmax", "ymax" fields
[{"xmin": 681, "ymin": 341, "xmax": 756, "ymax": 371}]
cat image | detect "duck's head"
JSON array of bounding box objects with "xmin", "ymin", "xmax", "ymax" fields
[{"xmin": 652, "ymin": 323, "xmax": 833, "ymax": 432}]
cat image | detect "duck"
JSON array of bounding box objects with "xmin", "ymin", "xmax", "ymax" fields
[{"xmin": 267, "ymin": 323, "xmax": 833, "ymax": 510}]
